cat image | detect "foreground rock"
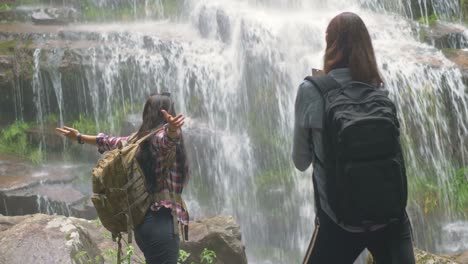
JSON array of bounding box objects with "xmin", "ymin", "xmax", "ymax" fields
[
  {"xmin": 0, "ymin": 214, "xmax": 248, "ymax": 264},
  {"xmin": 183, "ymin": 216, "xmax": 248, "ymax": 264},
  {"xmin": 366, "ymin": 248, "xmax": 466, "ymax": 264}
]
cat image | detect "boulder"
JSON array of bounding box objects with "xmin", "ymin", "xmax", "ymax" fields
[
  {"xmin": 0, "ymin": 214, "xmax": 248, "ymax": 264},
  {"xmin": 366, "ymin": 248, "xmax": 462, "ymax": 264},
  {"xmin": 181, "ymin": 216, "xmax": 248, "ymax": 264},
  {"xmin": 454, "ymin": 250, "xmax": 468, "ymax": 264},
  {"xmin": 0, "ymin": 214, "xmax": 102, "ymax": 264}
]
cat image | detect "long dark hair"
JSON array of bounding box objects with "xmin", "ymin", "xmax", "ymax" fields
[
  {"xmin": 324, "ymin": 12, "xmax": 383, "ymax": 85},
  {"xmin": 135, "ymin": 93, "xmax": 189, "ymax": 188}
]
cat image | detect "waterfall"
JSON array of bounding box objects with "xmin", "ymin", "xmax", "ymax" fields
[{"xmin": 4, "ymin": 0, "xmax": 468, "ymax": 263}]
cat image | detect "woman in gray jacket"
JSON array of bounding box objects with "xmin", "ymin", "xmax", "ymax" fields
[{"xmin": 293, "ymin": 12, "xmax": 415, "ymax": 264}]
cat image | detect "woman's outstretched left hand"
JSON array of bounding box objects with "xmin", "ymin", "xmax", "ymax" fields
[{"xmin": 55, "ymin": 126, "xmax": 80, "ymax": 141}]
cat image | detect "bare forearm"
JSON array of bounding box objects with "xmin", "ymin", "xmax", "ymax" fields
[{"xmin": 79, "ymin": 134, "xmax": 98, "ymax": 146}]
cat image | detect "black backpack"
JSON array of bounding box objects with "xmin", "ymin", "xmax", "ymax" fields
[{"xmin": 305, "ymin": 75, "xmax": 407, "ymax": 227}]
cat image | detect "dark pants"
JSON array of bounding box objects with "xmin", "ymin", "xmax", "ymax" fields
[
  {"xmin": 304, "ymin": 209, "xmax": 415, "ymax": 264},
  {"xmin": 134, "ymin": 207, "xmax": 180, "ymax": 264}
]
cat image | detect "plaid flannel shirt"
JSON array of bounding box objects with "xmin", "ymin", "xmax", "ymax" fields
[{"xmin": 96, "ymin": 125, "xmax": 189, "ymax": 226}]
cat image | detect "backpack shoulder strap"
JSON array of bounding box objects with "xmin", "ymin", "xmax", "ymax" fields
[
  {"xmin": 303, "ymin": 75, "xmax": 340, "ymax": 169},
  {"xmin": 304, "ymin": 75, "xmax": 341, "ymax": 98},
  {"xmin": 133, "ymin": 126, "xmax": 165, "ymax": 145}
]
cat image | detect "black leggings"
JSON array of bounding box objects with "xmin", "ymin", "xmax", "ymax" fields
[
  {"xmin": 134, "ymin": 207, "xmax": 180, "ymax": 264},
  {"xmin": 304, "ymin": 209, "xmax": 415, "ymax": 264}
]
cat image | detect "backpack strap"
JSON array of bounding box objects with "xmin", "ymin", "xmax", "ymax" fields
[
  {"xmin": 303, "ymin": 75, "xmax": 341, "ymax": 167},
  {"xmin": 304, "ymin": 75, "xmax": 341, "ymax": 98},
  {"xmin": 134, "ymin": 126, "xmax": 165, "ymax": 145}
]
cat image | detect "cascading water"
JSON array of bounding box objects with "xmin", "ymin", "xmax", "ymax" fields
[{"xmin": 3, "ymin": 0, "xmax": 468, "ymax": 263}]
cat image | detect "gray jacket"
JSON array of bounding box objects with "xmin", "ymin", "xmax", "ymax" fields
[{"xmin": 292, "ymin": 68, "xmax": 386, "ymax": 232}]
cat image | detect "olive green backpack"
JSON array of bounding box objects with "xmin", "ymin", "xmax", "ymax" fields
[{"xmin": 91, "ymin": 128, "xmax": 176, "ymax": 244}]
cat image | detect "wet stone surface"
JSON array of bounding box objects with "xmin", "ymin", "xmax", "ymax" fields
[{"xmin": 0, "ymin": 156, "xmax": 96, "ymax": 219}]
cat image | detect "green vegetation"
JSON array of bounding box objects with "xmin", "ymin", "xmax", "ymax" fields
[
  {"xmin": 453, "ymin": 167, "xmax": 468, "ymax": 214},
  {"xmin": 0, "ymin": 121, "xmax": 45, "ymax": 164},
  {"xmin": 463, "ymin": 0, "xmax": 468, "ymax": 24},
  {"xmin": 79, "ymin": 0, "xmax": 183, "ymax": 22},
  {"xmin": 178, "ymin": 248, "xmax": 217, "ymax": 264},
  {"xmin": 200, "ymin": 248, "xmax": 217, "ymax": 264},
  {"xmin": 408, "ymin": 163, "xmax": 468, "ymax": 216},
  {"xmin": 72, "ymin": 114, "xmax": 101, "ymax": 135},
  {"xmin": 0, "ymin": 39, "xmax": 16, "ymax": 55},
  {"xmin": 160, "ymin": 0, "xmax": 184, "ymax": 18},
  {"xmin": 81, "ymin": 0, "xmax": 146, "ymax": 22},
  {"xmin": 178, "ymin": 249, "xmax": 191, "ymax": 263},
  {"xmin": 71, "ymin": 100, "xmax": 139, "ymax": 136},
  {"xmin": 0, "ymin": 4, "xmax": 11, "ymax": 11},
  {"xmin": 418, "ymin": 13, "xmax": 438, "ymax": 26},
  {"xmin": 103, "ymin": 245, "xmax": 145, "ymax": 264}
]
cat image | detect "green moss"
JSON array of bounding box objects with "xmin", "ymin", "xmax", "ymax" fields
[
  {"xmin": 0, "ymin": 39, "xmax": 16, "ymax": 55},
  {"xmin": 418, "ymin": 13, "xmax": 438, "ymax": 26}
]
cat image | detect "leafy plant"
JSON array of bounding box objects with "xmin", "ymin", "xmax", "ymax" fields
[
  {"xmin": 178, "ymin": 248, "xmax": 217, "ymax": 264},
  {"xmin": 0, "ymin": 4, "xmax": 11, "ymax": 11},
  {"xmin": 121, "ymin": 245, "xmax": 135, "ymax": 264},
  {"xmin": 200, "ymin": 248, "xmax": 217, "ymax": 264},
  {"xmin": 179, "ymin": 249, "xmax": 191, "ymax": 263}
]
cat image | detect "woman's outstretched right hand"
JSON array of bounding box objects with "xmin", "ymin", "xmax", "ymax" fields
[{"xmin": 161, "ymin": 110, "xmax": 185, "ymax": 138}]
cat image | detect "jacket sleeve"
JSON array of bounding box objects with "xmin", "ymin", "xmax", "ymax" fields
[
  {"xmin": 96, "ymin": 133, "xmax": 130, "ymax": 154},
  {"xmin": 292, "ymin": 81, "xmax": 323, "ymax": 171},
  {"xmin": 151, "ymin": 125, "xmax": 181, "ymax": 156}
]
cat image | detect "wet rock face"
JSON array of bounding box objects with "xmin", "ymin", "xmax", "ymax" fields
[
  {"xmin": 442, "ymin": 49, "xmax": 468, "ymax": 85},
  {"xmin": 0, "ymin": 157, "xmax": 97, "ymax": 220},
  {"xmin": 420, "ymin": 22, "xmax": 468, "ymax": 50}
]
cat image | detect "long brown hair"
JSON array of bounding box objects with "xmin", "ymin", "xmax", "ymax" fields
[
  {"xmin": 135, "ymin": 93, "xmax": 190, "ymax": 188},
  {"xmin": 324, "ymin": 12, "xmax": 383, "ymax": 85}
]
